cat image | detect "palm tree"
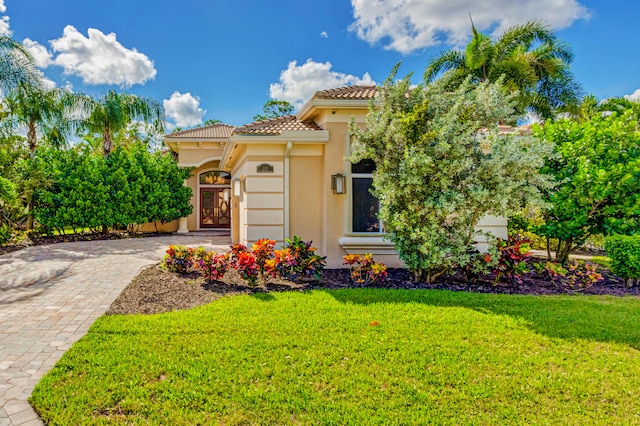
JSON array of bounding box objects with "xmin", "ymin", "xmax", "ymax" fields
[
  {"xmin": 80, "ymin": 91, "xmax": 164, "ymax": 158},
  {"xmin": 424, "ymin": 20, "xmax": 581, "ymax": 119},
  {"xmin": 4, "ymin": 85, "xmax": 85, "ymax": 158},
  {"xmin": 3, "ymin": 85, "xmax": 86, "ymax": 230},
  {"xmin": 0, "ymin": 36, "xmax": 41, "ymax": 93}
]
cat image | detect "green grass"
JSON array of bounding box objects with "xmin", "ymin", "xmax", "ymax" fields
[
  {"xmin": 31, "ymin": 290, "xmax": 640, "ymax": 425},
  {"xmin": 590, "ymin": 255, "xmax": 611, "ymax": 268}
]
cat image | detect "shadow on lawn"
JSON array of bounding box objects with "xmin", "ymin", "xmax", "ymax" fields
[{"xmin": 324, "ymin": 288, "xmax": 640, "ymax": 350}]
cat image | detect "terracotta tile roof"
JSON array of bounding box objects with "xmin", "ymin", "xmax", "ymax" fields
[
  {"xmin": 233, "ymin": 115, "xmax": 322, "ymax": 135},
  {"xmin": 312, "ymin": 85, "xmax": 378, "ymax": 100},
  {"xmin": 165, "ymin": 123, "xmax": 234, "ymax": 139}
]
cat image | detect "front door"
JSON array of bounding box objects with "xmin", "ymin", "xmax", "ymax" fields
[{"xmin": 200, "ymin": 188, "xmax": 231, "ymax": 228}]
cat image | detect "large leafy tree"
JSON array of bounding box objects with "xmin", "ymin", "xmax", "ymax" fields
[
  {"xmin": 424, "ymin": 21, "xmax": 580, "ymax": 120},
  {"xmin": 253, "ymin": 99, "xmax": 295, "ymax": 121},
  {"xmin": 80, "ymin": 91, "xmax": 165, "ymax": 158},
  {"xmin": 535, "ymin": 106, "xmax": 640, "ymax": 263},
  {"xmin": 350, "ymin": 69, "xmax": 554, "ymax": 282}
]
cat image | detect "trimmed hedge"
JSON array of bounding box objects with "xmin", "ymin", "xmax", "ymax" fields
[
  {"xmin": 34, "ymin": 145, "xmax": 193, "ymax": 234},
  {"xmin": 605, "ymin": 235, "xmax": 640, "ymax": 286}
]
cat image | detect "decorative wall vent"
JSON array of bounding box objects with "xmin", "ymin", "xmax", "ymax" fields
[{"xmin": 256, "ymin": 163, "xmax": 274, "ymax": 173}]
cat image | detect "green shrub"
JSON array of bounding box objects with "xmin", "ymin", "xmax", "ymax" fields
[
  {"xmin": 605, "ymin": 235, "xmax": 640, "ymax": 286},
  {"xmin": 0, "ymin": 223, "xmax": 11, "ymax": 245},
  {"xmin": 34, "ymin": 146, "xmax": 193, "ymax": 234}
]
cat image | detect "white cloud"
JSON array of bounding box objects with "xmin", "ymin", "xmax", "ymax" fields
[
  {"xmin": 624, "ymin": 89, "xmax": 640, "ymax": 101},
  {"xmin": 0, "ymin": 16, "xmax": 10, "ymax": 36},
  {"xmin": 163, "ymin": 91, "xmax": 205, "ymax": 128},
  {"xmin": 0, "ymin": 1, "xmax": 9, "ymax": 36},
  {"xmin": 269, "ymin": 59, "xmax": 376, "ymax": 109},
  {"xmin": 349, "ymin": 0, "xmax": 590, "ymax": 54},
  {"xmin": 22, "ymin": 38, "xmax": 53, "ymax": 68},
  {"xmin": 320, "ymin": 31, "xmax": 328, "ymax": 38},
  {"xmin": 36, "ymin": 70, "xmax": 56, "ymax": 90},
  {"xmin": 49, "ymin": 25, "xmax": 156, "ymax": 87}
]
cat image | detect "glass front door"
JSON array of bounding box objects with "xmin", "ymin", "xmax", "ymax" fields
[{"xmin": 200, "ymin": 188, "xmax": 231, "ymax": 228}]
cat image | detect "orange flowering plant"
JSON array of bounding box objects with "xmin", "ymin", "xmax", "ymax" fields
[
  {"xmin": 343, "ymin": 253, "xmax": 387, "ymax": 286},
  {"xmin": 162, "ymin": 245, "xmax": 203, "ymax": 274}
]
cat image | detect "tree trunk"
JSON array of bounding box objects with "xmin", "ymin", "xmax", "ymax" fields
[
  {"xmin": 103, "ymin": 127, "xmax": 113, "ymax": 159},
  {"xmin": 556, "ymin": 237, "xmax": 573, "ymax": 264},
  {"xmin": 26, "ymin": 120, "xmax": 37, "ymax": 230},
  {"xmin": 28, "ymin": 120, "xmax": 37, "ymax": 159},
  {"xmin": 546, "ymin": 236, "xmax": 552, "ymax": 261}
]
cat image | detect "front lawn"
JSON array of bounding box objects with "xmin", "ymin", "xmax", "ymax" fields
[{"xmin": 31, "ymin": 289, "xmax": 640, "ymax": 425}]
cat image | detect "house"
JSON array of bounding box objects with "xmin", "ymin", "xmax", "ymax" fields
[{"xmin": 162, "ymin": 85, "xmax": 508, "ymax": 268}]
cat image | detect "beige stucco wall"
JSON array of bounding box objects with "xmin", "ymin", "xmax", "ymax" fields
[
  {"xmin": 138, "ymin": 220, "xmax": 179, "ymax": 233},
  {"xmin": 289, "ymin": 155, "xmax": 323, "ymax": 249},
  {"xmin": 178, "ymin": 146, "xmax": 225, "ymax": 167}
]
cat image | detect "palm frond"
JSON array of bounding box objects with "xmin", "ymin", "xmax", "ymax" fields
[{"xmin": 424, "ymin": 50, "xmax": 467, "ymax": 82}]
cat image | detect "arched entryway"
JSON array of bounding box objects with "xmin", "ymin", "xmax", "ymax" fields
[{"xmin": 198, "ymin": 170, "xmax": 231, "ymax": 229}]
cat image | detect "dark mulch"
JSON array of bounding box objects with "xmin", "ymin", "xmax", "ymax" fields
[
  {"xmin": 107, "ymin": 262, "xmax": 640, "ymax": 316},
  {"xmin": 0, "ymin": 231, "xmax": 169, "ymax": 256}
]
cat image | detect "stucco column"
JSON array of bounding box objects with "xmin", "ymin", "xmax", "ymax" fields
[
  {"xmin": 177, "ymin": 217, "xmax": 189, "ymax": 233},
  {"xmin": 177, "ymin": 178, "xmax": 190, "ymax": 233}
]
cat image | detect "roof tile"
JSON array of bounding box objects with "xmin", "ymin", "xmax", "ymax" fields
[
  {"xmin": 233, "ymin": 115, "xmax": 322, "ymax": 135},
  {"xmin": 166, "ymin": 123, "xmax": 234, "ymax": 139},
  {"xmin": 312, "ymin": 85, "xmax": 378, "ymax": 100}
]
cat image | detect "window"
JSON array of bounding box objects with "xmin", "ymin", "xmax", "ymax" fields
[
  {"xmin": 351, "ymin": 159, "xmax": 381, "ymax": 233},
  {"xmin": 199, "ymin": 171, "xmax": 231, "ymax": 185}
]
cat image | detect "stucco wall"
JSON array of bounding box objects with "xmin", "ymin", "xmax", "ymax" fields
[
  {"xmin": 289, "ymin": 155, "xmax": 323, "ymax": 249},
  {"xmin": 138, "ymin": 220, "xmax": 179, "ymax": 233},
  {"xmin": 178, "ymin": 146, "xmax": 225, "ymax": 166}
]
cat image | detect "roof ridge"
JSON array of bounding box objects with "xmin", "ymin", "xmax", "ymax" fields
[{"xmin": 165, "ymin": 122, "xmax": 235, "ymax": 138}]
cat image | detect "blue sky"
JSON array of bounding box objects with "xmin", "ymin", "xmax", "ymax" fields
[{"xmin": 2, "ymin": 0, "xmax": 639, "ymax": 129}]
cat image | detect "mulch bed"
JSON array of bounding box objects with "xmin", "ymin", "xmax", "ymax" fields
[{"xmin": 107, "ymin": 262, "xmax": 640, "ymax": 316}]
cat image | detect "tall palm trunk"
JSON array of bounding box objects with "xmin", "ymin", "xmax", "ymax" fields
[
  {"xmin": 26, "ymin": 118, "xmax": 37, "ymax": 230},
  {"xmin": 103, "ymin": 126, "xmax": 113, "ymax": 159}
]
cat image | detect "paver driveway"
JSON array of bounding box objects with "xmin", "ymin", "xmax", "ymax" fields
[{"xmin": 0, "ymin": 233, "xmax": 231, "ymax": 425}]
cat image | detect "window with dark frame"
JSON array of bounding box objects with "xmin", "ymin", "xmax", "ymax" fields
[{"xmin": 351, "ymin": 159, "xmax": 382, "ymax": 233}]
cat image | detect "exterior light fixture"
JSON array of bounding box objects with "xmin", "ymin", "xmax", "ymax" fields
[
  {"xmin": 331, "ymin": 173, "xmax": 346, "ymax": 194},
  {"xmin": 233, "ymin": 178, "xmax": 242, "ymax": 197}
]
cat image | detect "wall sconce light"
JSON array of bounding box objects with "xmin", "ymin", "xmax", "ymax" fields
[
  {"xmin": 331, "ymin": 173, "xmax": 346, "ymax": 194},
  {"xmin": 233, "ymin": 178, "xmax": 242, "ymax": 197}
]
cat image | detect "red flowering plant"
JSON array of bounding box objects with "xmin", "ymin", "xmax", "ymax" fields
[
  {"xmin": 277, "ymin": 236, "xmax": 327, "ymax": 281},
  {"xmin": 343, "ymin": 253, "xmax": 388, "ymax": 286},
  {"xmin": 232, "ymin": 250, "xmax": 260, "ymax": 286},
  {"xmin": 194, "ymin": 251, "xmax": 230, "ymax": 283},
  {"xmin": 567, "ymin": 260, "xmax": 604, "ymax": 289},
  {"xmin": 492, "ymin": 236, "xmax": 532, "ymax": 284},
  {"xmin": 251, "ymin": 238, "xmax": 277, "ymax": 279},
  {"xmin": 162, "ymin": 245, "xmax": 202, "ymax": 274}
]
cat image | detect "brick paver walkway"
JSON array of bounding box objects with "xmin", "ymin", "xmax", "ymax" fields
[{"xmin": 0, "ymin": 233, "xmax": 230, "ymax": 425}]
